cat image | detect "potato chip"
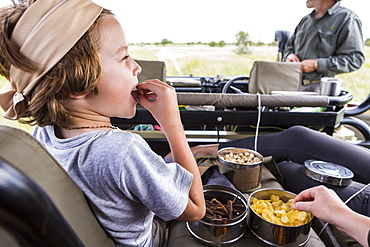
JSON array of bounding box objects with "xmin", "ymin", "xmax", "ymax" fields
[{"xmin": 250, "ymin": 194, "xmax": 312, "ymax": 226}]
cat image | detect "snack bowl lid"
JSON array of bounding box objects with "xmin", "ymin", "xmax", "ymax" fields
[{"xmin": 304, "ymin": 160, "xmax": 353, "ymax": 186}]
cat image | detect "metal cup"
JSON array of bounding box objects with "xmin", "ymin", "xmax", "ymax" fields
[{"xmin": 320, "ymin": 77, "xmax": 342, "ymax": 96}]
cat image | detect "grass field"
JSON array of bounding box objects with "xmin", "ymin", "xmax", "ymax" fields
[
  {"xmin": 130, "ymin": 44, "xmax": 370, "ymax": 103},
  {"xmin": 1, "ymin": 44, "xmax": 370, "ymax": 133}
]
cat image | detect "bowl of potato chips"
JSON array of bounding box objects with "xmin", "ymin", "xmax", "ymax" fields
[{"xmin": 247, "ymin": 188, "xmax": 313, "ymax": 246}]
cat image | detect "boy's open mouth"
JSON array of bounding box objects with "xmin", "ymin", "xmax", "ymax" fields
[
  {"xmin": 131, "ymin": 87, "xmax": 143, "ymax": 102},
  {"xmin": 131, "ymin": 87, "xmax": 156, "ymax": 102}
]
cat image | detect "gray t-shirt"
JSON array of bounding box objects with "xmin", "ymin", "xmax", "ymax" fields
[{"xmin": 33, "ymin": 126, "xmax": 193, "ymax": 247}]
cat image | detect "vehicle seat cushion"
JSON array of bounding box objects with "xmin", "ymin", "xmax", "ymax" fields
[{"xmin": 0, "ymin": 125, "xmax": 115, "ymax": 247}]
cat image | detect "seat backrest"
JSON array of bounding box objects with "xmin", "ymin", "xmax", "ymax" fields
[
  {"xmin": 0, "ymin": 125, "xmax": 115, "ymax": 247},
  {"xmin": 274, "ymin": 30, "xmax": 291, "ymax": 58},
  {"xmin": 0, "ymin": 157, "xmax": 85, "ymax": 247},
  {"xmin": 248, "ymin": 61, "xmax": 302, "ymax": 94},
  {"xmin": 135, "ymin": 59, "xmax": 167, "ymax": 83}
]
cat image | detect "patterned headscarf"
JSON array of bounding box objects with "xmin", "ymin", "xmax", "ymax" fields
[{"xmin": 0, "ymin": 0, "xmax": 103, "ymax": 120}]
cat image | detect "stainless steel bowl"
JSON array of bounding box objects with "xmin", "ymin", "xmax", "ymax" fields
[
  {"xmin": 217, "ymin": 147, "xmax": 263, "ymax": 192},
  {"xmin": 247, "ymin": 188, "xmax": 313, "ymax": 246},
  {"xmin": 217, "ymin": 147, "xmax": 263, "ymax": 170},
  {"xmin": 186, "ymin": 185, "xmax": 248, "ymax": 247}
]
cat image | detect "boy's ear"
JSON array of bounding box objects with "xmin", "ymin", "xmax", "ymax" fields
[{"xmin": 69, "ymin": 94, "xmax": 87, "ymax": 99}]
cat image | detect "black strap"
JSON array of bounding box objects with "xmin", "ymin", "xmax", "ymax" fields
[{"xmin": 263, "ymin": 156, "xmax": 284, "ymax": 186}]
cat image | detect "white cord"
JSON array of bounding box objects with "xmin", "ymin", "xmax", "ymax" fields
[
  {"xmin": 344, "ymin": 183, "xmax": 370, "ymax": 204},
  {"xmin": 318, "ymin": 182, "xmax": 370, "ymax": 236},
  {"xmin": 254, "ymin": 93, "xmax": 261, "ymax": 152}
]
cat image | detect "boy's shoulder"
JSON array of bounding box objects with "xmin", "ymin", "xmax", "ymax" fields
[
  {"xmin": 92, "ymin": 129, "xmax": 150, "ymax": 153},
  {"xmin": 33, "ymin": 126, "xmax": 147, "ymax": 149},
  {"xmin": 99, "ymin": 129, "xmax": 145, "ymax": 144}
]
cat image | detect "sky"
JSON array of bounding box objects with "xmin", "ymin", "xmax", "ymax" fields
[
  {"xmin": 0, "ymin": 0, "xmax": 369, "ymax": 44},
  {"xmin": 95, "ymin": 0, "xmax": 369, "ymax": 44}
]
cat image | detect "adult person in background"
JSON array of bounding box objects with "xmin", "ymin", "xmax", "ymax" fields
[
  {"xmin": 283, "ymin": 0, "xmax": 365, "ymax": 93},
  {"xmin": 293, "ymin": 186, "xmax": 370, "ymax": 247}
]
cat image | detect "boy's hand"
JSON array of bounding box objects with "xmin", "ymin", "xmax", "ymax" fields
[{"xmin": 136, "ymin": 79, "xmax": 181, "ymax": 129}]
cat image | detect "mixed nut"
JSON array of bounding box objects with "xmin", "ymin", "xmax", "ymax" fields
[{"xmin": 220, "ymin": 150, "xmax": 261, "ymax": 165}]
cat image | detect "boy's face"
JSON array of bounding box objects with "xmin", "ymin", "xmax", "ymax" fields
[{"xmin": 86, "ymin": 16, "xmax": 141, "ymax": 119}]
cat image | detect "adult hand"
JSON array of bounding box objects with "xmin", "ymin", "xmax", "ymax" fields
[
  {"xmin": 285, "ymin": 54, "xmax": 301, "ymax": 63},
  {"xmin": 165, "ymin": 144, "xmax": 219, "ymax": 159},
  {"xmin": 191, "ymin": 144, "xmax": 219, "ymax": 157},
  {"xmin": 301, "ymin": 59, "xmax": 317, "ymax": 73},
  {"xmin": 292, "ymin": 186, "xmax": 351, "ymax": 226},
  {"xmin": 293, "ymin": 185, "xmax": 370, "ymax": 247}
]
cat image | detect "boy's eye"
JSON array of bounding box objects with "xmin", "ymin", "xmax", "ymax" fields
[{"xmin": 122, "ymin": 55, "xmax": 130, "ymax": 61}]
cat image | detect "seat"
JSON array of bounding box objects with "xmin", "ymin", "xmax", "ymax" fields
[
  {"xmin": 248, "ymin": 60, "xmax": 302, "ymax": 94},
  {"xmin": 0, "ymin": 125, "xmax": 115, "ymax": 247},
  {"xmin": 274, "ymin": 30, "xmax": 291, "ymax": 61},
  {"xmin": 135, "ymin": 59, "xmax": 166, "ymax": 83},
  {"xmin": 0, "ymin": 157, "xmax": 84, "ymax": 247}
]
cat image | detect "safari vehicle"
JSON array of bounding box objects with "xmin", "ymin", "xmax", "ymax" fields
[
  {"xmin": 2, "ymin": 59, "xmax": 370, "ymax": 247},
  {"xmin": 1, "ymin": 31, "xmax": 370, "ymax": 247}
]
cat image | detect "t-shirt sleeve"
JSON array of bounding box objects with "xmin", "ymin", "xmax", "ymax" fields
[{"xmin": 118, "ymin": 135, "xmax": 193, "ymax": 221}]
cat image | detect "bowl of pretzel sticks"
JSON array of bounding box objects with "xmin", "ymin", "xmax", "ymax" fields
[{"xmin": 186, "ymin": 185, "xmax": 248, "ymax": 246}]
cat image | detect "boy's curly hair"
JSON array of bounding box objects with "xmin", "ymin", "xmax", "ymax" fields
[{"xmin": 0, "ymin": 3, "xmax": 113, "ymax": 126}]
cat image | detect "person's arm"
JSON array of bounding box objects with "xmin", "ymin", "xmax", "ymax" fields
[
  {"xmin": 282, "ymin": 20, "xmax": 301, "ymax": 62},
  {"xmin": 282, "ymin": 35, "xmax": 296, "ymax": 62},
  {"xmin": 292, "ymin": 186, "xmax": 370, "ymax": 247},
  {"xmin": 137, "ymin": 80, "xmax": 205, "ymax": 221}
]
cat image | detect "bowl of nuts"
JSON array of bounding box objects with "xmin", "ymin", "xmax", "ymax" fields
[
  {"xmin": 217, "ymin": 147, "xmax": 263, "ymax": 192},
  {"xmin": 217, "ymin": 147, "xmax": 263, "ymax": 170}
]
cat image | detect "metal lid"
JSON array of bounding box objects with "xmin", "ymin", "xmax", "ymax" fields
[{"xmin": 304, "ymin": 160, "xmax": 353, "ymax": 186}]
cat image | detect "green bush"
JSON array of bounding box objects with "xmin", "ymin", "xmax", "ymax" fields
[
  {"xmin": 365, "ymin": 39, "xmax": 370, "ymax": 46},
  {"xmin": 235, "ymin": 31, "xmax": 252, "ymax": 54}
]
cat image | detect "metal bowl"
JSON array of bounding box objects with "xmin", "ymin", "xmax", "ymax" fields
[
  {"xmin": 217, "ymin": 147, "xmax": 263, "ymax": 170},
  {"xmin": 247, "ymin": 188, "xmax": 313, "ymax": 246},
  {"xmin": 186, "ymin": 185, "xmax": 248, "ymax": 247}
]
